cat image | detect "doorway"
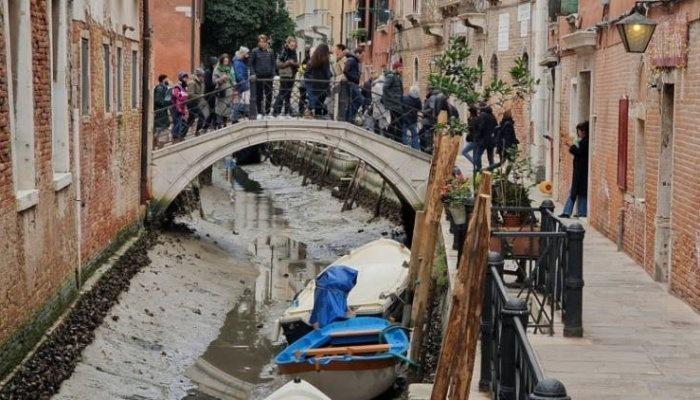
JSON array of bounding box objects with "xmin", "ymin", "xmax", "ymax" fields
[
  {"xmin": 577, "ymin": 71, "xmax": 592, "ymax": 217},
  {"xmin": 653, "ymin": 84, "xmax": 674, "ymax": 283}
]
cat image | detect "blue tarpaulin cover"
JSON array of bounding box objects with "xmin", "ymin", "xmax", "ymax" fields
[{"xmin": 308, "ymin": 265, "xmax": 358, "ymax": 328}]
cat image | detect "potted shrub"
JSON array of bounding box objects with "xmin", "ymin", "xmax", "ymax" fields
[
  {"xmin": 442, "ymin": 176, "xmax": 472, "ymax": 224},
  {"xmin": 492, "ymin": 147, "xmax": 535, "ymax": 226},
  {"xmin": 350, "ymin": 28, "xmax": 368, "ymax": 42}
]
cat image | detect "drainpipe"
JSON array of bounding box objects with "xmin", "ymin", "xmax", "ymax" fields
[
  {"xmin": 140, "ymin": 0, "xmax": 152, "ymax": 203},
  {"xmin": 72, "ymin": 108, "xmax": 83, "ymax": 287},
  {"xmin": 190, "ymin": 0, "xmax": 196, "ymax": 72}
]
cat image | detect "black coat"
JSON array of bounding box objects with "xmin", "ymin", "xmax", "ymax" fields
[
  {"xmin": 401, "ymin": 95, "xmax": 422, "ymax": 126},
  {"xmin": 569, "ymin": 136, "xmax": 589, "ymax": 196},
  {"xmin": 250, "ymin": 47, "xmax": 276, "ymax": 77},
  {"xmin": 382, "ymin": 71, "xmax": 403, "ymax": 112},
  {"xmin": 499, "ymin": 118, "xmax": 519, "ymax": 151},
  {"xmin": 473, "ymin": 109, "xmax": 498, "ymax": 145},
  {"xmin": 305, "ymin": 61, "xmax": 332, "ymax": 92}
]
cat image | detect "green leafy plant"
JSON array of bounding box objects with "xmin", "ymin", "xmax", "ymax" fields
[
  {"xmin": 350, "ymin": 28, "xmax": 368, "ymax": 41},
  {"xmin": 492, "ymin": 147, "xmax": 535, "ymax": 208},
  {"xmin": 509, "ymin": 56, "xmax": 537, "ymax": 98},
  {"xmin": 441, "ymin": 176, "xmax": 472, "ymax": 205},
  {"xmin": 483, "ymin": 79, "xmax": 513, "ymax": 103},
  {"xmin": 428, "ymin": 37, "xmax": 483, "ymax": 108}
]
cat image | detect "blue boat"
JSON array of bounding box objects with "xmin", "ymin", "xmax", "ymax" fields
[{"xmin": 275, "ymin": 317, "xmax": 410, "ymax": 400}]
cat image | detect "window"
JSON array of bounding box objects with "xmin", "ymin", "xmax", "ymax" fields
[
  {"xmin": 569, "ymin": 79, "xmax": 578, "ymax": 137},
  {"xmin": 413, "ymin": 57, "xmax": 419, "ymax": 84},
  {"xmin": 116, "ymin": 46, "xmax": 123, "ymax": 111},
  {"xmin": 103, "ymin": 43, "xmax": 111, "ymax": 112},
  {"xmin": 477, "ymin": 56, "xmax": 484, "ymax": 87},
  {"xmin": 81, "ymin": 37, "xmax": 90, "ymax": 115},
  {"xmin": 490, "ymin": 54, "xmax": 498, "ymax": 82},
  {"xmin": 6, "ymin": 0, "xmax": 36, "ymax": 198},
  {"xmin": 49, "ymin": 0, "xmax": 70, "ymax": 177},
  {"xmin": 522, "ymin": 52, "xmax": 529, "ymax": 70},
  {"xmin": 131, "ymin": 50, "xmax": 138, "ymax": 108},
  {"xmin": 413, "ymin": 0, "xmax": 420, "ymax": 13},
  {"xmin": 633, "ymin": 119, "xmax": 646, "ymax": 199}
]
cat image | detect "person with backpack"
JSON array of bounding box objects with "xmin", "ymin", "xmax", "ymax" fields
[
  {"xmin": 232, "ymin": 46, "xmax": 250, "ymax": 122},
  {"xmin": 382, "ymin": 61, "xmax": 404, "ymax": 141},
  {"xmin": 472, "ymin": 103, "xmax": 497, "ymax": 171},
  {"xmin": 213, "ymin": 53, "xmax": 236, "ymax": 127},
  {"xmin": 273, "ymin": 37, "xmax": 299, "ymax": 117},
  {"xmin": 304, "ymin": 44, "xmax": 333, "ymax": 117},
  {"xmin": 153, "ymin": 74, "xmax": 171, "ymax": 141},
  {"xmin": 498, "ymin": 109, "xmax": 519, "ymax": 163},
  {"xmin": 342, "ymin": 49, "xmax": 363, "ymax": 123},
  {"xmin": 401, "ymin": 85, "xmax": 422, "ymax": 150},
  {"xmin": 250, "ymin": 34, "xmax": 276, "ymax": 117},
  {"xmin": 170, "ymin": 72, "xmax": 189, "ymax": 142},
  {"xmin": 189, "ymin": 68, "xmax": 211, "ymax": 135}
]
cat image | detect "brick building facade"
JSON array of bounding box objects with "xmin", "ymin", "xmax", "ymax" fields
[
  {"xmin": 0, "ymin": 0, "xmax": 144, "ymax": 378},
  {"xmin": 151, "ymin": 0, "xmax": 202, "ymax": 83},
  {"xmin": 547, "ymin": 0, "xmax": 700, "ymax": 310}
]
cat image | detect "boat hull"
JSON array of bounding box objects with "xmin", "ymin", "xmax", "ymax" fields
[{"xmin": 282, "ymin": 364, "xmax": 397, "ymax": 400}]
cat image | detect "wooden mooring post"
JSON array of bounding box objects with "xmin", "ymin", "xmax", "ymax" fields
[
  {"xmin": 431, "ymin": 172, "xmax": 492, "ymax": 400},
  {"xmin": 406, "ymin": 111, "xmax": 461, "ymax": 364}
]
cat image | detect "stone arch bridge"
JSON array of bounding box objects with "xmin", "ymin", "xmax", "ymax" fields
[{"xmin": 151, "ymin": 119, "xmax": 432, "ymax": 210}]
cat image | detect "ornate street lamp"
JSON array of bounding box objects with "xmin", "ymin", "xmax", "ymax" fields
[{"xmin": 615, "ymin": 10, "xmax": 657, "ymax": 53}]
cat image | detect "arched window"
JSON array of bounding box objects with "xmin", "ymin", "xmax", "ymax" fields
[
  {"xmin": 490, "ymin": 54, "xmax": 498, "ymax": 82},
  {"xmin": 413, "ymin": 57, "xmax": 419, "ymax": 84},
  {"xmin": 477, "ymin": 56, "xmax": 483, "ymax": 87},
  {"xmin": 522, "ymin": 51, "xmax": 530, "ymax": 70}
]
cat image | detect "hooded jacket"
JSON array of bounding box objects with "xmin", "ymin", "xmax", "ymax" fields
[{"xmin": 382, "ymin": 71, "xmax": 403, "ymax": 112}]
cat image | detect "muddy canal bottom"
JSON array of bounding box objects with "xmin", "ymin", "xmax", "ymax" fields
[{"xmin": 184, "ymin": 160, "xmax": 401, "ymax": 399}]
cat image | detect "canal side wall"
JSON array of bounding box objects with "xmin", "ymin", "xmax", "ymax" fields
[{"xmin": 272, "ymin": 142, "xmax": 405, "ymax": 224}]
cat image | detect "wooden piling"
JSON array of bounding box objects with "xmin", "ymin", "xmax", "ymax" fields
[
  {"xmin": 431, "ymin": 173, "xmax": 492, "ymax": 400},
  {"xmin": 320, "ymin": 146, "xmax": 335, "ymax": 188}
]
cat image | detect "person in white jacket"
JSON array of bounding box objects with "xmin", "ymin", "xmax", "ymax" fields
[{"xmin": 371, "ymin": 71, "xmax": 389, "ymax": 134}]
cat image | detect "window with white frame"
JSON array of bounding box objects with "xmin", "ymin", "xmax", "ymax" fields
[
  {"xmin": 81, "ymin": 36, "xmax": 90, "ymax": 115},
  {"xmin": 103, "ymin": 43, "xmax": 111, "ymax": 112},
  {"xmin": 131, "ymin": 50, "xmax": 138, "ymax": 108},
  {"xmin": 116, "ymin": 46, "xmax": 123, "ymax": 111},
  {"xmin": 49, "ymin": 0, "xmax": 70, "ymax": 177},
  {"xmin": 5, "ymin": 0, "xmax": 36, "ymax": 198}
]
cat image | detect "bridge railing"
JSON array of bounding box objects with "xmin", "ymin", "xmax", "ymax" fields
[{"xmin": 153, "ymin": 77, "xmax": 438, "ymax": 153}]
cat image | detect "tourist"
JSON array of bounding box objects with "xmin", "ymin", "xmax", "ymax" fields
[
  {"xmin": 462, "ymin": 106, "xmax": 479, "ymax": 165},
  {"xmin": 342, "ymin": 49, "xmax": 363, "ymax": 123},
  {"xmin": 170, "ymin": 72, "xmax": 189, "ymax": 142},
  {"xmin": 304, "ymin": 44, "xmax": 332, "ymax": 117},
  {"xmin": 233, "ymin": 46, "xmax": 250, "ymax": 122},
  {"xmin": 382, "ymin": 61, "xmax": 404, "ymax": 141},
  {"xmin": 273, "ymin": 37, "xmax": 299, "ymax": 117},
  {"xmin": 560, "ymin": 121, "xmax": 589, "ymax": 218},
  {"xmin": 498, "ymin": 109, "xmax": 519, "ymax": 163},
  {"xmin": 213, "ymin": 53, "xmax": 236, "ymax": 127},
  {"xmin": 298, "ymin": 47, "xmax": 311, "ymax": 116},
  {"xmin": 361, "ymin": 70, "xmax": 377, "ymax": 130},
  {"xmin": 401, "ymin": 85, "xmax": 422, "ymax": 150},
  {"xmin": 371, "ymin": 71, "xmax": 389, "ymax": 134},
  {"xmin": 153, "ymin": 74, "xmax": 171, "ymax": 145},
  {"xmin": 189, "ymin": 68, "xmax": 210, "ymax": 135},
  {"xmin": 250, "ymin": 34, "xmax": 276, "ymax": 117},
  {"xmin": 473, "ymin": 103, "xmax": 497, "ymax": 171},
  {"xmin": 203, "ymin": 56, "xmax": 219, "ymax": 127}
]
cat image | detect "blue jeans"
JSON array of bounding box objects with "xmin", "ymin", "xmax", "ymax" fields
[
  {"xmin": 171, "ymin": 108, "xmax": 187, "ymax": 139},
  {"xmin": 462, "ymin": 141, "xmax": 477, "ymax": 165},
  {"xmin": 474, "ymin": 143, "xmax": 495, "ymax": 171},
  {"xmin": 563, "ymin": 193, "xmax": 587, "ymax": 217},
  {"xmin": 402, "ymin": 123, "xmax": 420, "ymax": 149},
  {"xmin": 344, "ymin": 84, "xmax": 363, "ymax": 122}
]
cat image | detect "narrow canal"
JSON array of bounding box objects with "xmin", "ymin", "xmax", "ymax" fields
[{"xmin": 55, "ymin": 156, "xmax": 401, "ymax": 400}]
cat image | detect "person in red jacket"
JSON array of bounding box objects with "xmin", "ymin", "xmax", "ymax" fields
[{"xmin": 171, "ymin": 72, "xmax": 190, "ymax": 142}]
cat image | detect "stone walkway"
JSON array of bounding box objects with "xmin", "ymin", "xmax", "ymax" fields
[{"xmin": 453, "ymin": 154, "xmax": 700, "ymax": 399}]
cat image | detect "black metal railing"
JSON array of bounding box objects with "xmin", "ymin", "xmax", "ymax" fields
[
  {"xmin": 479, "ymin": 251, "xmax": 571, "ymax": 400},
  {"xmin": 153, "ymin": 77, "xmax": 436, "ymax": 153},
  {"xmin": 488, "ymin": 200, "xmax": 585, "ymax": 336}
]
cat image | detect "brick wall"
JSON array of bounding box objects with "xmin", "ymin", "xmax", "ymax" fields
[
  {"xmin": 553, "ymin": 2, "xmax": 700, "ymax": 311},
  {"xmin": 0, "ymin": 0, "xmax": 78, "ymax": 353},
  {"xmin": 151, "ymin": 0, "xmax": 201, "ymax": 83}
]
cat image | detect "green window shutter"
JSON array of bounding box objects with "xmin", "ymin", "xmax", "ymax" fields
[{"xmin": 560, "ymin": 0, "xmax": 578, "ymax": 15}]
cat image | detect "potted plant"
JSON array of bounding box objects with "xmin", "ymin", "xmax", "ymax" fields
[
  {"xmin": 442, "ymin": 175, "xmax": 472, "ymax": 234},
  {"xmin": 350, "ymin": 28, "xmax": 368, "ymax": 42},
  {"xmin": 492, "ymin": 147, "xmax": 535, "ymax": 226}
]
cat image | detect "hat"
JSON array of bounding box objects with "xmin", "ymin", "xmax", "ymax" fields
[
  {"xmin": 392, "ymin": 61, "xmax": 403, "ymax": 70},
  {"xmin": 177, "ymin": 71, "xmax": 189, "ymax": 80},
  {"xmin": 236, "ymin": 46, "xmax": 250, "ymax": 58}
]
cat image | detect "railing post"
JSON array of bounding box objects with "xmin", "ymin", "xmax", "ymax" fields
[
  {"xmin": 563, "ymin": 222, "xmax": 585, "ymax": 337},
  {"xmin": 249, "ymin": 77, "xmax": 258, "ymax": 119},
  {"xmin": 499, "ymin": 297, "xmax": 528, "ymax": 400},
  {"xmin": 539, "ymin": 200, "xmax": 555, "ymax": 231},
  {"xmin": 479, "ymin": 252, "xmax": 503, "ymax": 391},
  {"xmin": 538, "ymin": 200, "xmax": 556, "ymax": 291},
  {"xmin": 529, "ymin": 378, "xmax": 571, "ymax": 400}
]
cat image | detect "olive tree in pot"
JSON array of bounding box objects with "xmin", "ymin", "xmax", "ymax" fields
[{"xmin": 492, "ymin": 147, "xmax": 535, "ymax": 226}]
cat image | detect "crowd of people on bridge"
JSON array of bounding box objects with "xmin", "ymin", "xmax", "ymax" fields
[{"xmin": 151, "ymin": 34, "xmax": 523, "ymax": 172}]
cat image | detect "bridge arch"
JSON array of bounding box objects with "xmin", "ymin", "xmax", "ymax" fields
[{"xmin": 151, "ymin": 120, "xmax": 432, "ymax": 211}]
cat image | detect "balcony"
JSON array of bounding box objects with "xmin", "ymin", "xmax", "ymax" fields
[{"xmin": 561, "ymin": 29, "xmax": 597, "ymax": 54}]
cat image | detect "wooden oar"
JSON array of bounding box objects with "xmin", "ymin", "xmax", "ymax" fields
[{"xmin": 300, "ymin": 344, "xmax": 390, "ymax": 358}]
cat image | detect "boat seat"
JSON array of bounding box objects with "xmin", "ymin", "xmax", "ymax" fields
[
  {"xmin": 328, "ymin": 329, "xmax": 382, "ymax": 338},
  {"xmin": 301, "ymin": 344, "xmax": 390, "ymax": 357}
]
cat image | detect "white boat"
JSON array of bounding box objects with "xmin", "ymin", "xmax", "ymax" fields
[
  {"xmin": 264, "ymin": 378, "xmax": 331, "ymax": 400},
  {"xmin": 277, "ymin": 238, "xmax": 410, "ymax": 343}
]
